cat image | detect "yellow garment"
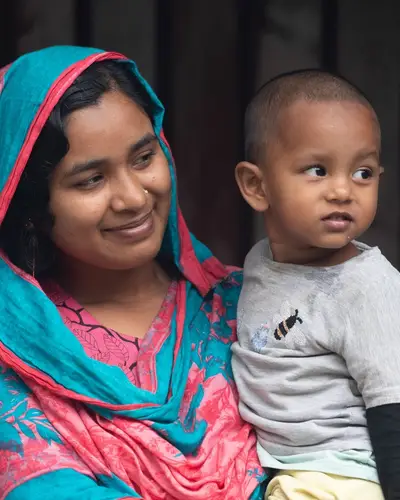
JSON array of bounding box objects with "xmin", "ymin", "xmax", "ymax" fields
[{"xmin": 266, "ymin": 470, "xmax": 384, "ymax": 500}]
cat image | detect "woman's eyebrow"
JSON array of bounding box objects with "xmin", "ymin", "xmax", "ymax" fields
[{"xmin": 66, "ymin": 133, "xmax": 158, "ymax": 177}]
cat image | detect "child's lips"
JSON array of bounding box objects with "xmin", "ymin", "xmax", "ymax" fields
[{"xmin": 321, "ymin": 212, "xmax": 354, "ymax": 232}]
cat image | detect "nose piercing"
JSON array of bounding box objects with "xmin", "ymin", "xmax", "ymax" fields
[{"xmin": 144, "ymin": 189, "xmax": 149, "ymax": 195}]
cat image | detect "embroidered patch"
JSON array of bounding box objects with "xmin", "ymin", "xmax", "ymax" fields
[
  {"xmin": 250, "ymin": 323, "xmax": 270, "ymax": 352},
  {"xmin": 272, "ymin": 301, "xmax": 306, "ymax": 349}
]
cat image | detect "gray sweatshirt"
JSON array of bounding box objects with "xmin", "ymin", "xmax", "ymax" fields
[{"xmin": 232, "ymin": 239, "xmax": 400, "ymax": 459}]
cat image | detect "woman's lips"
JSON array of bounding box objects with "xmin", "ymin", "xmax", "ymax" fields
[{"xmin": 103, "ymin": 212, "xmax": 155, "ymax": 242}]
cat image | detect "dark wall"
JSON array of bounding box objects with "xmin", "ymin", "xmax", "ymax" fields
[{"xmin": 1, "ymin": 0, "xmax": 400, "ymax": 266}]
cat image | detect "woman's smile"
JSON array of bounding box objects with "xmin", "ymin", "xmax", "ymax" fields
[{"xmin": 103, "ymin": 210, "xmax": 155, "ymax": 243}]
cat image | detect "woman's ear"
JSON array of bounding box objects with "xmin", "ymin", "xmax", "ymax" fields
[{"xmin": 235, "ymin": 161, "xmax": 269, "ymax": 212}]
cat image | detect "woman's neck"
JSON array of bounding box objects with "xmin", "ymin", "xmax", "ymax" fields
[{"xmin": 53, "ymin": 257, "xmax": 171, "ymax": 308}]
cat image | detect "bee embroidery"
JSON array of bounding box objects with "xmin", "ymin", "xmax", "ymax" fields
[
  {"xmin": 272, "ymin": 302, "xmax": 306, "ymax": 349},
  {"xmin": 274, "ymin": 309, "xmax": 303, "ymax": 340}
]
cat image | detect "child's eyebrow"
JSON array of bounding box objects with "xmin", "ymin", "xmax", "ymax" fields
[{"xmin": 354, "ymin": 150, "xmax": 379, "ymax": 161}]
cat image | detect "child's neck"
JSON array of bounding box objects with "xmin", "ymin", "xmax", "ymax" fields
[{"xmin": 270, "ymin": 241, "xmax": 360, "ymax": 267}]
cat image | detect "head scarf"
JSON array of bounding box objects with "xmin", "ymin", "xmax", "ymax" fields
[{"xmin": 0, "ymin": 46, "xmax": 265, "ymax": 499}]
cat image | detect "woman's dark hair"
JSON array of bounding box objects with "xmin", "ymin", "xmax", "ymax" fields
[{"xmin": 0, "ymin": 60, "xmax": 154, "ymax": 276}]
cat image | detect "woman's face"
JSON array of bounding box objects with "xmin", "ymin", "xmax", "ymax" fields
[{"xmin": 49, "ymin": 90, "xmax": 171, "ymax": 271}]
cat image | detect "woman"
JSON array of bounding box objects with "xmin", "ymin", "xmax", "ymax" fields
[{"xmin": 0, "ymin": 46, "xmax": 265, "ymax": 499}]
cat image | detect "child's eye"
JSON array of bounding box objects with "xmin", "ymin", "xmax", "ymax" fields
[
  {"xmin": 304, "ymin": 165, "xmax": 326, "ymax": 177},
  {"xmin": 353, "ymin": 168, "xmax": 372, "ymax": 180}
]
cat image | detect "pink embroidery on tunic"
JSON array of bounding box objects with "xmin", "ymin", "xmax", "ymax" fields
[{"xmin": 43, "ymin": 281, "xmax": 177, "ymax": 387}]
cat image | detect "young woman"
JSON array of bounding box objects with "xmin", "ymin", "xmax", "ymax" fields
[{"xmin": 0, "ymin": 46, "xmax": 265, "ymax": 499}]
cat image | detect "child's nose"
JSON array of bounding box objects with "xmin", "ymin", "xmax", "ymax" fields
[{"xmin": 326, "ymin": 178, "xmax": 352, "ymax": 203}]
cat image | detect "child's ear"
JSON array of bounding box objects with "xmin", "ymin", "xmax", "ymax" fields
[{"xmin": 235, "ymin": 161, "xmax": 269, "ymax": 212}]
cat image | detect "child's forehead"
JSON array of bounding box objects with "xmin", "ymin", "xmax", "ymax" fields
[
  {"xmin": 265, "ymin": 99, "xmax": 380, "ymax": 161},
  {"xmin": 280, "ymin": 98, "xmax": 373, "ymax": 121},
  {"xmin": 278, "ymin": 99, "xmax": 378, "ymax": 139}
]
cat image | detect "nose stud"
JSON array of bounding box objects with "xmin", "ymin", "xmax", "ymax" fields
[{"xmin": 144, "ymin": 189, "xmax": 149, "ymax": 195}]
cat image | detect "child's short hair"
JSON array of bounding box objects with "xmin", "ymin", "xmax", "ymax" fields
[{"xmin": 245, "ymin": 69, "xmax": 379, "ymax": 165}]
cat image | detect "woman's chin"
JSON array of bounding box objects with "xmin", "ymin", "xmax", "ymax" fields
[
  {"xmin": 57, "ymin": 232, "xmax": 165, "ymax": 272},
  {"xmin": 98, "ymin": 241, "xmax": 164, "ymax": 271}
]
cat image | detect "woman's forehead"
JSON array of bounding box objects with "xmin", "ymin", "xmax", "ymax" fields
[{"xmin": 64, "ymin": 92, "xmax": 153, "ymax": 155}]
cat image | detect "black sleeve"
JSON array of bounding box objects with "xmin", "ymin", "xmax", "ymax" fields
[{"xmin": 367, "ymin": 403, "xmax": 400, "ymax": 500}]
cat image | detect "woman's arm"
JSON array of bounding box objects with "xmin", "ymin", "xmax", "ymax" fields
[
  {"xmin": 6, "ymin": 469, "xmax": 139, "ymax": 500},
  {"xmin": 0, "ymin": 363, "xmax": 139, "ymax": 500}
]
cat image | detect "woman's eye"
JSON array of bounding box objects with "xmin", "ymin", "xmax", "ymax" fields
[
  {"xmin": 353, "ymin": 168, "xmax": 372, "ymax": 180},
  {"xmin": 135, "ymin": 151, "xmax": 155, "ymax": 168},
  {"xmin": 77, "ymin": 175, "xmax": 103, "ymax": 188},
  {"xmin": 304, "ymin": 165, "xmax": 326, "ymax": 177}
]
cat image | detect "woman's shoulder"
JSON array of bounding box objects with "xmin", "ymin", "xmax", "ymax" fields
[
  {"xmin": 201, "ymin": 267, "xmax": 243, "ymax": 319},
  {"xmin": 214, "ymin": 266, "xmax": 243, "ymax": 297},
  {"xmin": 224, "ymin": 265, "xmax": 243, "ymax": 282}
]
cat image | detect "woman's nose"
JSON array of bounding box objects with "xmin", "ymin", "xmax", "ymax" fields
[{"xmin": 110, "ymin": 174, "xmax": 148, "ymax": 212}]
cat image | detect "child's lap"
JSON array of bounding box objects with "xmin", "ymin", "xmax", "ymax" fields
[{"xmin": 265, "ymin": 470, "xmax": 384, "ymax": 500}]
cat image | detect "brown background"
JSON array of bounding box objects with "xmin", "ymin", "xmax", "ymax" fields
[{"xmin": 1, "ymin": 0, "xmax": 400, "ymax": 267}]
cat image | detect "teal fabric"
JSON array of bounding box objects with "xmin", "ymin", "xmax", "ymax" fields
[{"xmin": 7, "ymin": 469, "xmax": 140, "ymax": 500}]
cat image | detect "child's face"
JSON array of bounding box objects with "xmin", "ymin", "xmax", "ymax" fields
[{"xmin": 237, "ymin": 100, "xmax": 382, "ymax": 257}]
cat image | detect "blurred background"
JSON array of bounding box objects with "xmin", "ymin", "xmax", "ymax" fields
[{"xmin": 1, "ymin": 0, "xmax": 400, "ymax": 266}]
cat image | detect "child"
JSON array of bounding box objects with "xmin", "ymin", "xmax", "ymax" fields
[{"xmin": 232, "ymin": 70, "xmax": 400, "ymax": 500}]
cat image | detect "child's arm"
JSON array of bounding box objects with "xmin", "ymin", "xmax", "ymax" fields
[
  {"xmin": 340, "ymin": 282, "xmax": 400, "ymax": 499},
  {"xmin": 367, "ymin": 404, "xmax": 400, "ymax": 500}
]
